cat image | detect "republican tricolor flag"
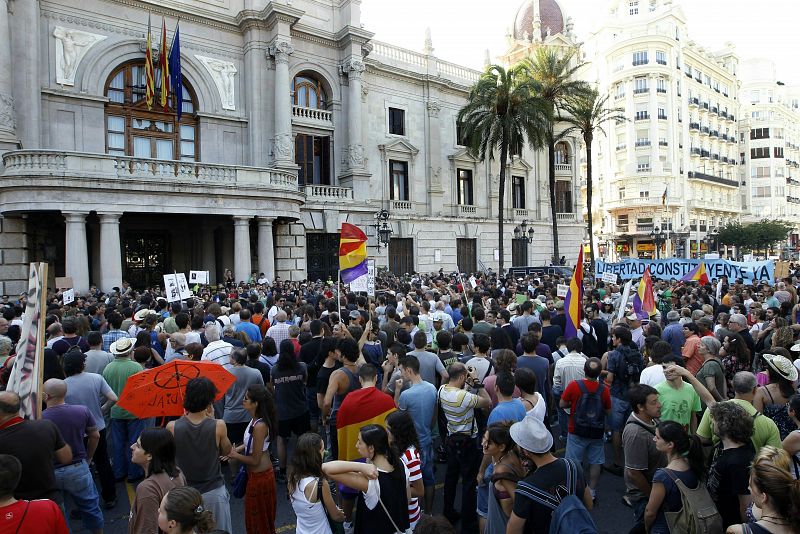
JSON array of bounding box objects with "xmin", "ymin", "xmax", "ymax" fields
[
  {"xmin": 339, "ymin": 223, "xmax": 368, "ymax": 283},
  {"xmin": 633, "ymin": 267, "xmax": 656, "ymax": 319},
  {"xmin": 681, "ymin": 262, "xmax": 709, "ymax": 286},
  {"xmin": 564, "ymin": 247, "xmax": 583, "ymax": 339}
]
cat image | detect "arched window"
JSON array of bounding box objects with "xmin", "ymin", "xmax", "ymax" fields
[
  {"xmin": 293, "ymin": 74, "xmax": 326, "ymax": 109},
  {"xmin": 555, "ymin": 142, "xmax": 570, "ymax": 165},
  {"xmin": 104, "ymin": 63, "xmax": 199, "ymax": 161}
]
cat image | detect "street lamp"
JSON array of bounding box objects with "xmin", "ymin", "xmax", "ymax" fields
[
  {"xmin": 650, "ymin": 226, "xmax": 665, "ymax": 259},
  {"xmin": 705, "ymin": 227, "xmax": 719, "ymax": 255},
  {"xmin": 373, "ymin": 209, "xmax": 392, "ymax": 250},
  {"xmin": 514, "ymin": 219, "xmax": 535, "ymax": 244}
]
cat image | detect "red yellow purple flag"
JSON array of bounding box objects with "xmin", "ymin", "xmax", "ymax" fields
[
  {"xmin": 339, "ymin": 223, "xmax": 368, "ymax": 283},
  {"xmin": 336, "ymin": 388, "xmax": 396, "ymax": 461},
  {"xmin": 681, "ymin": 262, "xmax": 709, "ymax": 286},
  {"xmin": 564, "ymin": 247, "xmax": 583, "ymax": 339},
  {"xmin": 633, "ymin": 267, "xmax": 657, "ymax": 318},
  {"xmin": 144, "ymin": 14, "xmax": 155, "ymax": 110}
]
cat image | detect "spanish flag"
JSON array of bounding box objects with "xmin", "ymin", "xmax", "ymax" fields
[
  {"xmin": 144, "ymin": 14, "xmax": 155, "ymax": 110},
  {"xmin": 633, "ymin": 267, "xmax": 657, "ymax": 318},
  {"xmin": 158, "ymin": 17, "xmax": 170, "ymax": 111},
  {"xmin": 336, "ymin": 387, "xmax": 396, "ymax": 461},
  {"xmin": 564, "ymin": 247, "xmax": 583, "ymax": 339},
  {"xmin": 681, "ymin": 262, "xmax": 709, "ymax": 286},
  {"xmin": 339, "ymin": 223, "xmax": 368, "ymax": 284}
]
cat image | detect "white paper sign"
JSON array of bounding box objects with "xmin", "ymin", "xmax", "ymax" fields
[
  {"xmin": 557, "ymin": 284, "xmax": 569, "ymax": 298},
  {"xmin": 189, "ymin": 270, "xmax": 209, "ymax": 285},
  {"xmin": 164, "ymin": 274, "xmax": 181, "ymax": 302},
  {"xmin": 176, "ymin": 273, "xmax": 193, "ymax": 300},
  {"xmin": 469, "ymin": 276, "xmax": 478, "ymax": 289},
  {"xmin": 62, "ymin": 288, "xmax": 75, "ymax": 305},
  {"xmin": 617, "ymin": 280, "xmax": 633, "ymax": 321},
  {"xmin": 601, "ymin": 271, "xmax": 618, "ymax": 284},
  {"xmin": 349, "ymin": 260, "xmax": 375, "ymax": 295}
]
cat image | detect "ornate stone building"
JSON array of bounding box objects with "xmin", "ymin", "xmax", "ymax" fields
[{"xmin": 0, "ymin": 0, "xmax": 584, "ymax": 294}]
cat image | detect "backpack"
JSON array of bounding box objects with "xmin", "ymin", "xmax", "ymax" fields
[
  {"xmin": 515, "ymin": 459, "xmax": 597, "ymax": 534},
  {"xmin": 573, "ymin": 380, "xmax": 606, "ymax": 439},
  {"xmin": 663, "ymin": 469, "xmax": 723, "ymax": 534},
  {"xmin": 578, "ymin": 325, "xmax": 600, "ymax": 359},
  {"xmin": 614, "ymin": 346, "xmax": 643, "ymax": 387}
]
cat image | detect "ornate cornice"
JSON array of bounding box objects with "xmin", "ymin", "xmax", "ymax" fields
[{"xmin": 95, "ymin": 0, "xmax": 239, "ymax": 32}]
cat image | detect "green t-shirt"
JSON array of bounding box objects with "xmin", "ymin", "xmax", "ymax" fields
[
  {"xmin": 655, "ymin": 380, "xmax": 701, "ymax": 429},
  {"xmin": 696, "ymin": 398, "xmax": 782, "ymax": 451},
  {"xmin": 103, "ymin": 357, "xmax": 144, "ymax": 420}
]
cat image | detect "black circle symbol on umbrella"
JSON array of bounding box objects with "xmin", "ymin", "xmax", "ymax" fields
[{"xmin": 153, "ymin": 363, "xmax": 202, "ymax": 389}]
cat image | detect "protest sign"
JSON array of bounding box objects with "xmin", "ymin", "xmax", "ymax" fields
[
  {"xmin": 189, "ymin": 270, "xmax": 209, "ymax": 285},
  {"xmin": 601, "ymin": 271, "xmax": 617, "ymax": 284},
  {"xmin": 557, "ymin": 284, "xmax": 569, "ymax": 298},
  {"xmin": 349, "ymin": 260, "xmax": 375, "ymax": 295},
  {"xmin": 176, "ymin": 273, "xmax": 192, "ymax": 300},
  {"xmin": 62, "ymin": 288, "xmax": 75, "ymax": 305}
]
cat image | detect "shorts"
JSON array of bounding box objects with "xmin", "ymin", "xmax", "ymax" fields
[
  {"xmin": 226, "ymin": 421, "xmax": 249, "ymax": 446},
  {"xmin": 278, "ymin": 412, "xmax": 311, "ymax": 439},
  {"xmin": 608, "ymin": 397, "xmax": 631, "ymax": 432},
  {"xmin": 565, "ymin": 433, "xmax": 605, "ymax": 465},
  {"xmin": 476, "ymin": 463, "xmax": 494, "ymax": 517}
]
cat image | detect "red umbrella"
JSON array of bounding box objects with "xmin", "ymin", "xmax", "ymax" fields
[{"xmin": 116, "ymin": 360, "xmax": 235, "ymax": 418}]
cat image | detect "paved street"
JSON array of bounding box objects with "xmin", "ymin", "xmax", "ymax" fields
[{"xmin": 73, "ymin": 430, "xmax": 633, "ymax": 534}]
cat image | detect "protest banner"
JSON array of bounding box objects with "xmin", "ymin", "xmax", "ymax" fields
[
  {"xmin": 7, "ymin": 263, "xmax": 48, "ymax": 418},
  {"xmin": 595, "ymin": 258, "xmax": 774, "ymax": 284}
]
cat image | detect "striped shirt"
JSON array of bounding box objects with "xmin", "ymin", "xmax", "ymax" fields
[
  {"xmin": 401, "ymin": 446, "xmax": 422, "ymax": 528},
  {"xmin": 438, "ymin": 385, "xmax": 479, "ymax": 437},
  {"xmin": 102, "ymin": 329, "xmax": 130, "ymax": 352},
  {"xmin": 201, "ymin": 340, "xmax": 234, "ymax": 370}
]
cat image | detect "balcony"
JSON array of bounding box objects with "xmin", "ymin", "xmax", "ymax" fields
[
  {"xmin": 700, "ymin": 126, "xmax": 710, "ymax": 135},
  {"xmin": 304, "ymin": 184, "xmax": 354, "ymax": 203},
  {"xmin": 688, "ymin": 97, "xmax": 699, "ymax": 107},
  {"xmin": 457, "ymin": 204, "xmax": 478, "ymax": 217},
  {"xmin": 710, "ymin": 107, "xmax": 718, "ymax": 115},
  {"xmin": 605, "ymin": 196, "xmax": 680, "ymax": 210},
  {"xmin": 615, "ymin": 92, "xmax": 625, "ymax": 100},
  {"xmin": 637, "ymin": 164, "xmax": 651, "ymax": 173},
  {"xmin": 616, "ymin": 144, "xmax": 627, "ymax": 151},
  {"xmin": 291, "ymin": 105, "xmax": 333, "ymax": 129},
  {"xmin": 700, "ymin": 149, "xmax": 710, "ymax": 158},
  {"xmin": 786, "ymin": 177, "xmax": 800, "ymax": 187},
  {"xmin": 390, "ymin": 200, "xmax": 413, "ymax": 212},
  {"xmin": 658, "ymin": 113, "xmax": 668, "ymax": 120},
  {"xmin": 657, "ymin": 59, "xmax": 667, "ymax": 66},
  {"xmin": 657, "ymin": 88, "xmax": 667, "ymax": 94},
  {"xmin": 659, "ymin": 140, "xmax": 669, "ymax": 147},
  {"xmin": 636, "ymin": 224, "xmax": 654, "ymax": 232},
  {"xmin": 687, "ymin": 171, "xmax": 739, "ymax": 188},
  {"xmin": 632, "ymin": 60, "xmax": 649, "ymax": 66},
  {"xmin": 635, "ymin": 140, "xmax": 651, "ymax": 147},
  {"xmin": 690, "ymin": 148, "xmax": 702, "ymax": 157},
  {"xmin": 633, "ymin": 88, "xmax": 650, "ymax": 94},
  {"xmin": 556, "ymin": 212, "xmax": 577, "ymax": 222},
  {"xmin": 711, "ymin": 154, "xmax": 720, "ymax": 161},
  {"xmin": 710, "ymin": 130, "xmax": 719, "ymax": 138},
  {"xmin": 512, "ymin": 208, "xmax": 532, "ymax": 220},
  {"xmin": 788, "ymin": 196, "xmax": 800, "ymax": 205},
  {"xmin": 635, "ymin": 112, "xmax": 650, "ymax": 121},
  {"xmin": 720, "ymin": 111, "xmax": 728, "ymax": 120},
  {"xmin": 700, "ymin": 102, "xmax": 710, "ymax": 112},
  {"xmin": 555, "ymin": 163, "xmax": 572, "ymax": 176},
  {"xmin": 1, "ymin": 150, "xmax": 304, "ymax": 213},
  {"xmin": 689, "ymin": 122, "xmax": 700, "ymax": 131}
]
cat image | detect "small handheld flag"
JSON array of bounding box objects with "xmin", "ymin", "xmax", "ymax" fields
[
  {"xmin": 339, "ymin": 223, "xmax": 368, "ymax": 284},
  {"xmin": 632, "ymin": 267, "xmax": 656, "ymax": 319},
  {"xmin": 144, "ymin": 14, "xmax": 155, "ymax": 110},
  {"xmin": 681, "ymin": 262, "xmax": 709, "ymax": 286},
  {"xmin": 564, "ymin": 247, "xmax": 583, "ymax": 339}
]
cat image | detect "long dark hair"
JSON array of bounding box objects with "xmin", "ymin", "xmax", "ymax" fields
[
  {"xmin": 247, "ymin": 384, "xmax": 278, "ymax": 438},
  {"xmin": 287, "ymin": 432, "xmax": 323, "ymax": 497},
  {"xmin": 359, "ymin": 424, "xmax": 404, "ymax": 481},
  {"xmin": 386, "ymin": 410, "xmax": 420, "ymax": 454},
  {"xmin": 276, "ymin": 339, "xmax": 300, "ymax": 372},
  {"xmin": 656, "ymin": 421, "xmax": 704, "ymax": 479},
  {"xmin": 766, "ymin": 363, "xmax": 796, "ymax": 399},
  {"xmin": 140, "ymin": 427, "xmax": 180, "ymax": 478}
]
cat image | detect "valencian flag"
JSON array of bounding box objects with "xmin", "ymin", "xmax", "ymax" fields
[
  {"xmin": 336, "ymin": 386, "xmax": 396, "ymax": 461},
  {"xmin": 633, "ymin": 267, "xmax": 657, "ymax": 319},
  {"xmin": 681, "ymin": 262, "xmax": 709, "ymax": 286},
  {"xmin": 144, "ymin": 14, "xmax": 155, "ymax": 110},
  {"xmin": 168, "ymin": 22, "xmax": 182, "ymax": 120},
  {"xmin": 158, "ymin": 17, "xmax": 170, "ymax": 111},
  {"xmin": 339, "ymin": 223, "xmax": 368, "ymax": 283},
  {"xmin": 564, "ymin": 247, "xmax": 583, "ymax": 339}
]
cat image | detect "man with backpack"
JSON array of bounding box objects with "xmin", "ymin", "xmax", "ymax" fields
[
  {"xmin": 604, "ymin": 325, "xmax": 644, "ymax": 476},
  {"xmin": 560, "ymin": 357, "xmax": 611, "ymax": 503},
  {"xmin": 506, "ymin": 414, "xmax": 595, "ymax": 534}
]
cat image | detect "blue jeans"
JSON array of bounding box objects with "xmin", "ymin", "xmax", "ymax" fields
[
  {"xmin": 565, "ymin": 433, "xmax": 605, "ymax": 465},
  {"xmin": 609, "ymin": 397, "xmax": 631, "ymax": 432},
  {"xmin": 110, "ymin": 418, "xmax": 149, "ymax": 480},
  {"xmin": 419, "ymin": 441, "xmax": 435, "ymax": 487},
  {"xmin": 54, "ymin": 461, "xmax": 104, "ymax": 531},
  {"xmin": 552, "ymin": 388, "xmax": 568, "ymax": 439}
]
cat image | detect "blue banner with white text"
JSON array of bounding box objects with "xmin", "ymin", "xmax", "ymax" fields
[{"xmin": 595, "ymin": 259, "xmax": 775, "ymax": 285}]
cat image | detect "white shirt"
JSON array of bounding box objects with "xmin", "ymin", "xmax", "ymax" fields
[
  {"xmin": 526, "ymin": 392, "xmax": 547, "ymax": 422},
  {"xmin": 290, "ymin": 477, "xmax": 330, "ymax": 534},
  {"xmin": 639, "ymin": 365, "xmax": 666, "ymax": 386},
  {"xmin": 553, "ymin": 351, "xmax": 587, "ymax": 391}
]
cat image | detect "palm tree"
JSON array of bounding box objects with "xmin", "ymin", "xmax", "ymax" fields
[
  {"xmin": 560, "ymin": 89, "xmax": 626, "ymax": 269},
  {"xmin": 457, "ymin": 64, "xmax": 546, "ymax": 275},
  {"xmin": 521, "ymin": 48, "xmax": 590, "ymax": 264}
]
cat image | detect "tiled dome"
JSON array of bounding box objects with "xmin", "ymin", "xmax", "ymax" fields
[{"xmin": 513, "ymin": 0, "xmax": 565, "ymax": 40}]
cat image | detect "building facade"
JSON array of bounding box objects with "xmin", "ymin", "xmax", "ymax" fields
[
  {"xmin": 584, "ymin": 0, "xmax": 742, "ymax": 260},
  {"xmin": 0, "ymin": 0, "xmax": 584, "ymax": 294}
]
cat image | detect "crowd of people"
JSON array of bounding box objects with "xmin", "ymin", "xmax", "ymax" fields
[{"xmin": 2, "ymin": 267, "xmax": 800, "ymax": 533}]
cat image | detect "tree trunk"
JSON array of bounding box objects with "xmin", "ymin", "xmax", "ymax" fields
[
  {"xmin": 585, "ymin": 131, "xmax": 595, "ymax": 271},
  {"xmin": 548, "ymin": 137, "xmax": 559, "ymax": 264},
  {"xmin": 498, "ymin": 131, "xmax": 508, "ymax": 276}
]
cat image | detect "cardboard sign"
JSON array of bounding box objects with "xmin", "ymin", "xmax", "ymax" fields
[
  {"xmin": 775, "ymin": 261, "xmax": 790, "ymax": 280},
  {"xmin": 176, "ymin": 273, "xmax": 192, "ymax": 300},
  {"xmin": 62, "ymin": 288, "xmax": 75, "ymax": 305},
  {"xmin": 469, "ymin": 276, "xmax": 478, "ymax": 289},
  {"xmin": 350, "ymin": 259, "xmax": 375, "ymax": 295},
  {"xmin": 601, "ymin": 271, "xmax": 618, "ymax": 284},
  {"xmin": 163, "ymin": 274, "xmax": 181, "ymax": 302},
  {"xmin": 189, "ymin": 270, "xmax": 210, "ymax": 285},
  {"xmin": 55, "ymin": 277, "xmax": 73, "ymax": 289},
  {"xmin": 556, "ymin": 284, "xmax": 569, "ymax": 298}
]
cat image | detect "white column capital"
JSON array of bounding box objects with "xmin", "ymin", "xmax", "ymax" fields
[
  {"xmin": 268, "ymin": 39, "xmax": 294, "ymax": 64},
  {"xmin": 98, "ymin": 212, "xmax": 123, "ymax": 223},
  {"xmin": 63, "ymin": 211, "xmax": 89, "ymax": 223},
  {"xmin": 233, "ymin": 215, "xmax": 252, "ymax": 226},
  {"xmin": 256, "ymin": 216, "xmax": 275, "ymax": 227}
]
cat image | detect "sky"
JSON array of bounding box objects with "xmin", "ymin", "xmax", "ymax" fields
[{"xmin": 361, "ymin": 0, "xmax": 800, "ymax": 85}]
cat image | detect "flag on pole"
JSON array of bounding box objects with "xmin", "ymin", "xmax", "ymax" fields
[
  {"xmin": 662, "ymin": 185, "xmax": 668, "ymax": 206},
  {"xmin": 564, "ymin": 247, "xmax": 584, "ymax": 339},
  {"xmin": 632, "ymin": 267, "xmax": 656, "ymax": 319},
  {"xmin": 159, "ymin": 17, "xmax": 170, "ymax": 111},
  {"xmin": 681, "ymin": 262, "xmax": 709, "ymax": 286},
  {"xmin": 144, "ymin": 14, "xmax": 155, "ymax": 110},
  {"xmin": 339, "ymin": 223, "xmax": 368, "ymax": 283},
  {"xmin": 168, "ymin": 21, "xmax": 182, "ymax": 120}
]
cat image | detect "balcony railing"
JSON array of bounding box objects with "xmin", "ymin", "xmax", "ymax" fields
[
  {"xmin": 688, "ymin": 97, "xmax": 699, "ymax": 106},
  {"xmin": 304, "ymin": 184, "xmax": 354, "ymax": 201},
  {"xmin": 390, "ymin": 200, "xmax": 413, "ymax": 212},
  {"xmin": 458, "ymin": 204, "xmax": 478, "ymax": 217},
  {"xmin": 292, "ymin": 106, "xmax": 333, "ymax": 124},
  {"xmin": 512, "ymin": 208, "xmax": 531, "ymax": 220},
  {"xmin": 635, "ymin": 112, "xmax": 650, "ymax": 121},
  {"xmin": 556, "ymin": 212, "xmax": 576, "ymax": 222},
  {"xmin": 633, "ymin": 88, "xmax": 649, "ymax": 94},
  {"xmin": 689, "ymin": 123, "xmax": 700, "ymax": 130},
  {"xmin": 635, "ymin": 140, "xmax": 651, "ymax": 147},
  {"xmin": 555, "ymin": 163, "xmax": 572, "ymax": 173},
  {"xmin": 687, "ymin": 171, "xmax": 739, "ymax": 187},
  {"xmin": 637, "ymin": 165, "xmax": 651, "ymax": 173}
]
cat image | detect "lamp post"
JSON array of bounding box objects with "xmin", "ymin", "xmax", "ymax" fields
[
  {"xmin": 514, "ymin": 219, "xmax": 535, "ymax": 244},
  {"xmin": 649, "ymin": 227, "xmax": 665, "ymax": 259},
  {"xmin": 673, "ymin": 227, "xmax": 690, "ymax": 258},
  {"xmin": 373, "ymin": 209, "xmax": 392, "ymax": 250},
  {"xmin": 705, "ymin": 227, "xmax": 718, "ymax": 256}
]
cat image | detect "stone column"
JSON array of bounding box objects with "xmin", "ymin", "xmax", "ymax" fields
[
  {"xmin": 233, "ymin": 216, "xmax": 252, "ymax": 284},
  {"xmin": 64, "ymin": 212, "xmax": 90, "ymax": 293},
  {"xmin": 0, "ymin": 0, "xmax": 16, "ymax": 149},
  {"xmin": 98, "ymin": 212, "xmax": 123, "ymax": 292},
  {"xmin": 342, "ymin": 57, "xmax": 366, "ymax": 172},
  {"xmin": 268, "ymin": 39, "xmax": 294, "ymax": 167},
  {"xmin": 10, "ymin": 0, "xmax": 40, "ymax": 148},
  {"xmin": 257, "ymin": 217, "xmax": 275, "ymax": 282},
  {"xmin": 240, "ymin": 20, "xmax": 268, "ymax": 167}
]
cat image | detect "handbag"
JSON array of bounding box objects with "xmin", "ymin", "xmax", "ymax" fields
[
  {"xmin": 316, "ymin": 477, "xmax": 345, "ymax": 534},
  {"xmin": 232, "ymin": 419, "xmax": 259, "ymax": 498}
]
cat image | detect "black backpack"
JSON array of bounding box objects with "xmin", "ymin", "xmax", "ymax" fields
[
  {"xmin": 573, "ymin": 380, "xmax": 606, "ymax": 439},
  {"xmin": 615, "ymin": 346, "xmax": 643, "ymax": 387},
  {"xmin": 579, "ymin": 325, "xmax": 600, "ymax": 359}
]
